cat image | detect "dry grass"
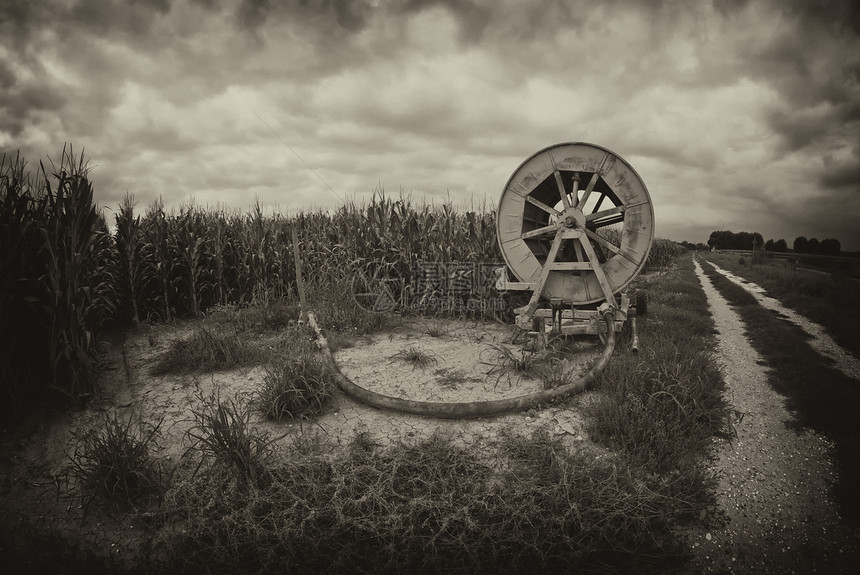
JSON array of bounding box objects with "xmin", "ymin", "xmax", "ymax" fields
[
  {"xmin": 67, "ymin": 411, "xmax": 165, "ymax": 510},
  {"xmin": 255, "ymin": 353, "xmax": 336, "ymax": 420},
  {"xmin": 150, "ymin": 325, "xmax": 260, "ymax": 375},
  {"xmin": 157, "ymin": 428, "xmax": 687, "ymax": 574},
  {"xmin": 390, "ymin": 345, "xmax": 439, "ymax": 370},
  {"xmin": 184, "ymin": 388, "xmax": 275, "ymax": 488}
]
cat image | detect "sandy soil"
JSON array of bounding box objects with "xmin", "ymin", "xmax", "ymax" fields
[
  {"xmin": 0, "ymin": 316, "xmax": 607, "ymax": 567},
  {"xmin": 690, "ymin": 258, "xmax": 860, "ymax": 573}
]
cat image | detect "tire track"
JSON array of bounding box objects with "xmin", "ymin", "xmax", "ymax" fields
[
  {"xmin": 707, "ymin": 261, "xmax": 860, "ymax": 381},
  {"xmin": 690, "ymin": 258, "xmax": 858, "ymax": 574}
]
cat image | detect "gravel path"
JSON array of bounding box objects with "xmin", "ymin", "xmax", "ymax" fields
[
  {"xmin": 707, "ymin": 261, "xmax": 860, "ymax": 380},
  {"xmin": 690, "ymin": 258, "xmax": 859, "ymax": 574}
]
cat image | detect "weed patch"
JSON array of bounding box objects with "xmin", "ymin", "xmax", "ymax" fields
[
  {"xmin": 68, "ymin": 411, "xmax": 165, "ymax": 510},
  {"xmin": 150, "ymin": 325, "xmax": 260, "ymax": 375},
  {"xmin": 158, "ymin": 429, "xmax": 688, "ymax": 574},
  {"xmin": 185, "ymin": 389, "xmax": 275, "ymax": 488},
  {"xmin": 390, "ymin": 345, "xmax": 439, "ymax": 370},
  {"xmin": 255, "ymin": 354, "xmax": 336, "ymax": 420},
  {"xmin": 423, "ymin": 320, "xmax": 450, "ymax": 337},
  {"xmin": 207, "ymin": 299, "xmax": 300, "ymax": 333}
]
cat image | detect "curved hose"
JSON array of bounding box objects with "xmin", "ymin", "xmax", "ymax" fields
[{"xmin": 308, "ymin": 312, "xmax": 616, "ymax": 419}]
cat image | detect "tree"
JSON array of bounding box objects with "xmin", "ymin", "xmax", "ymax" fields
[
  {"xmin": 764, "ymin": 239, "xmax": 775, "ymax": 251},
  {"xmin": 793, "ymin": 236, "xmax": 808, "ymax": 253},
  {"xmin": 821, "ymin": 238, "xmax": 841, "ymax": 255},
  {"xmin": 752, "ymin": 232, "xmax": 764, "ymax": 250},
  {"xmin": 774, "ymin": 239, "xmax": 788, "ymax": 252},
  {"xmin": 708, "ymin": 230, "xmax": 765, "ymax": 250},
  {"xmin": 708, "ymin": 230, "xmax": 733, "ymax": 249},
  {"xmin": 808, "ymin": 238, "xmax": 821, "ymax": 253}
]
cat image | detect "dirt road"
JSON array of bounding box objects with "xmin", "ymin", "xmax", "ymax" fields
[
  {"xmin": 707, "ymin": 261, "xmax": 860, "ymax": 379},
  {"xmin": 689, "ymin": 258, "xmax": 859, "ymax": 573}
]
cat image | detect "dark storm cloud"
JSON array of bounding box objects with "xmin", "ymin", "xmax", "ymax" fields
[
  {"xmin": 781, "ymin": 0, "xmax": 860, "ymax": 35},
  {"xmin": 819, "ymin": 151, "xmax": 860, "ymax": 191},
  {"xmin": 233, "ymin": 0, "xmax": 373, "ymax": 34},
  {"xmin": 0, "ymin": 79, "xmax": 68, "ymax": 138},
  {"xmin": 0, "ymin": 0, "xmax": 50, "ymax": 45},
  {"xmin": 235, "ymin": 0, "xmax": 272, "ymax": 31},
  {"xmin": 70, "ymin": 0, "xmax": 172, "ymax": 37},
  {"xmin": 726, "ymin": 0, "xmax": 860, "ymax": 154}
]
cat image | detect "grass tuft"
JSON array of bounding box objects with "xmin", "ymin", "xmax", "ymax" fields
[
  {"xmin": 423, "ymin": 320, "xmax": 450, "ymax": 338},
  {"xmin": 150, "ymin": 325, "xmax": 259, "ymax": 375},
  {"xmin": 390, "ymin": 345, "xmax": 439, "ymax": 370},
  {"xmin": 255, "ymin": 354, "xmax": 336, "ymax": 420},
  {"xmin": 185, "ymin": 388, "xmax": 274, "ymax": 488},
  {"xmin": 68, "ymin": 411, "xmax": 165, "ymax": 509},
  {"xmin": 481, "ymin": 342, "xmax": 560, "ymax": 387}
]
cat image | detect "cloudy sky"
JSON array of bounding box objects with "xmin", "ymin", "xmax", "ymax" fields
[{"xmin": 2, "ymin": 0, "xmax": 859, "ymax": 249}]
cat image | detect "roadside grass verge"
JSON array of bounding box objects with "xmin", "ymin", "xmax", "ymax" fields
[
  {"xmin": 587, "ymin": 253, "xmax": 730, "ymax": 513},
  {"xmin": 158, "ymin": 428, "xmax": 687, "ymax": 574},
  {"xmin": 704, "ymin": 252, "xmax": 860, "ymax": 358},
  {"xmin": 700, "ymin": 258, "xmax": 860, "ymax": 526}
]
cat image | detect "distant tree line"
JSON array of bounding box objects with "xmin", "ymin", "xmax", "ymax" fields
[
  {"xmin": 679, "ymin": 241, "xmax": 710, "ymax": 251},
  {"xmin": 792, "ymin": 236, "xmax": 841, "ymax": 255},
  {"xmin": 703, "ymin": 230, "xmax": 840, "ymax": 255},
  {"xmin": 707, "ymin": 230, "xmax": 764, "ymax": 250},
  {"xmin": 763, "ymin": 239, "xmax": 788, "ymax": 252}
]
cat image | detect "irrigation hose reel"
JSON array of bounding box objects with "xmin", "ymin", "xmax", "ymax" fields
[
  {"xmin": 496, "ymin": 142, "xmax": 654, "ymax": 344},
  {"xmin": 309, "ymin": 141, "xmax": 652, "ymax": 418}
]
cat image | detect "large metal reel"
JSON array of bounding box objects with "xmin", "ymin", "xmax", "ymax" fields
[{"xmin": 497, "ymin": 142, "xmax": 654, "ymax": 306}]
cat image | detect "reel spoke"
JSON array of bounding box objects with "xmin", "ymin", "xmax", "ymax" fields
[
  {"xmin": 584, "ymin": 228, "xmax": 621, "ymax": 255},
  {"xmin": 521, "ymin": 224, "xmax": 557, "ymax": 239},
  {"xmin": 591, "ymin": 192, "xmax": 607, "ymax": 214},
  {"xmin": 553, "ymin": 169, "xmax": 571, "ymax": 210},
  {"xmin": 586, "ymin": 205, "xmax": 624, "ymax": 222},
  {"xmin": 587, "ymin": 214, "xmax": 624, "ymax": 229},
  {"xmin": 526, "ymin": 195, "xmax": 561, "ymax": 217}
]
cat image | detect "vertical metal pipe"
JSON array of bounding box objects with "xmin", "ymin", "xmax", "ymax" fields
[{"xmin": 631, "ymin": 316, "xmax": 639, "ymax": 353}]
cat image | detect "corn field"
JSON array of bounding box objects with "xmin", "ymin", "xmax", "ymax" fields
[{"xmin": 1, "ymin": 148, "xmax": 681, "ymax": 420}]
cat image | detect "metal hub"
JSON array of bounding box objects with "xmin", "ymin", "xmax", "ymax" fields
[{"xmin": 562, "ymin": 208, "xmax": 585, "ymax": 229}]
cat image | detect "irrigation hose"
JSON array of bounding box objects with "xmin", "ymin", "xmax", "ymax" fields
[{"xmin": 308, "ymin": 311, "xmax": 617, "ymax": 419}]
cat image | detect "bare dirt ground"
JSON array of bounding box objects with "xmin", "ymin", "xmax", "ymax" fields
[
  {"xmin": 690, "ymin": 258, "xmax": 860, "ymax": 574},
  {"xmin": 0, "ymin": 316, "xmax": 607, "ymax": 567}
]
